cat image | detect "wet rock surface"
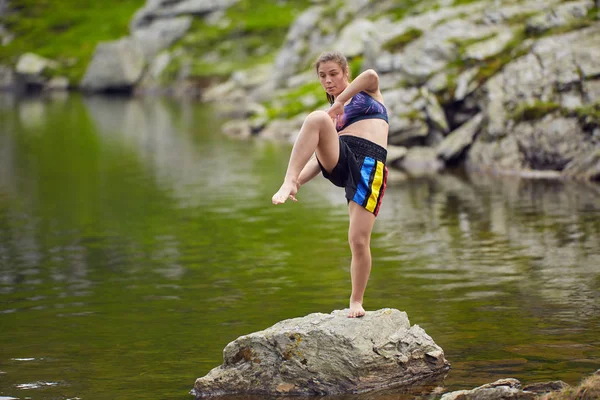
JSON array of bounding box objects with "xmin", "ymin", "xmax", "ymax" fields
[{"xmin": 191, "ymin": 308, "xmax": 449, "ymax": 397}]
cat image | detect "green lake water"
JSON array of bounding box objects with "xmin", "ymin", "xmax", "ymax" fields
[{"xmin": 0, "ymin": 93, "xmax": 599, "ymax": 400}]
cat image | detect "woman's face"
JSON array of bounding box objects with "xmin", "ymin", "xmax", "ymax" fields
[{"xmin": 317, "ymin": 61, "xmax": 348, "ymax": 98}]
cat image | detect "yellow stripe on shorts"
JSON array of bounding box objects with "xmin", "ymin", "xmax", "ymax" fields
[{"xmin": 366, "ymin": 160, "xmax": 384, "ymax": 212}]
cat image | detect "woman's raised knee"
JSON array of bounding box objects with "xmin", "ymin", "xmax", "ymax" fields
[{"xmin": 306, "ymin": 110, "xmax": 332, "ymax": 127}]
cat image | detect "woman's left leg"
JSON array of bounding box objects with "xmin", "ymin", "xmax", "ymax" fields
[{"xmin": 347, "ymin": 201, "xmax": 377, "ymax": 318}]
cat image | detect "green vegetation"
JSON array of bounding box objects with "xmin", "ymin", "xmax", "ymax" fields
[
  {"xmin": 510, "ymin": 101, "xmax": 562, "ymax": 122},
  {"xmin": 349, "ymin": 56, "xmax": 363, "ymax": 79},
  {"xmin": 541, "ymin": 373, "xmax": 600, "ymax": 400},
  {"xmin": 439, "ymin": 28, "xmax": 529, "ymax": 104},
  {"xmin": 509, "ymin": 101, "xmax": 600, "ymax": 128},
  {"xmin": 264, "ymin": 81, "xmax": 325, "ymax": 120},
  {"xmin": 0, "ymin": 0, "xmax": 143, "ymax": 82},
  {"xmin": 381, "ymin": 28, "xmax": 423, "ymax": 53},
  {"xmin": 572, "ymin": 101, "xmax": 600, "ymax": 129},
  {"xmin": 162, "ymin": 0, "xmax": 311, "ymax": 81},
  {"xmin": 373, "ymin": 0, "xmax": 422, "ymax": 22}
]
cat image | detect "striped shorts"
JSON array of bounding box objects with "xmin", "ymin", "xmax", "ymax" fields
[{"xmin": 317, "ymin": 135, "xmax": 388, "ymax": 216}]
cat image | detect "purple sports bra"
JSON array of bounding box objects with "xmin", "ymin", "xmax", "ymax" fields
[{"xmin": 335, "ymin": 91, "xmax": 389, "ymax": 132}]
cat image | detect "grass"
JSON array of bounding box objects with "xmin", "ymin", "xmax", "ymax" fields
[
  {"xmin": 510, "ymin": 101, "xmax": 562, "ymax": 122},
  {"xmin": 264, "ymin": 81, "xmax": 324, "ymax": 120},
  {"xmin": 0, "ymin": 0, "xmax": 143, "ymax": 82},
  {"xmin": 509, "ymin": 101, "xmax": 600, "ymax": 128},
  {"xmin": 381, "ymin": 28, "xmax": 424, "ymax": 53},
  {"xmin": 162, "ymin": 0, "xmax": 311, "ymax": 81},
  {"xmin": 540, "ymin": 373, "xmax": 600, "ymax": 400}
]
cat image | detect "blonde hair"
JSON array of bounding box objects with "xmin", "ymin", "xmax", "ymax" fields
[{"xmin": 315, "ymin": 51, "xmax": 350, "ymax": 105}]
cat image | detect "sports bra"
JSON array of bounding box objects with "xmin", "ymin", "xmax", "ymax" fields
[{"xmin": 335, "ymin": 91, "xmax": 389, "ymax": 132}]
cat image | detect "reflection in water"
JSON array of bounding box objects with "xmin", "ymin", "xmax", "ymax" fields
[{"xmin": 0, "ymin": 94, "xmax": 599, "ymax": 400}]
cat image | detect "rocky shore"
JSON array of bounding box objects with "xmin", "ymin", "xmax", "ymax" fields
[
  {"xmin": 1, "ymin": 0, "xmax": 599, "ymax": 180},
  {"xmin": 190, "ymin": 308, "xmax": 600, "ymax": 399}
]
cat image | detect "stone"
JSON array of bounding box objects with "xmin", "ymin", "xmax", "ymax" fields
[
  {"xmin": 80, "ymin": 37, "xmax": 146, "ymax": 92},
  {"xmin": 387, "ymin": 145, "xmax": 408, "ymax": 166},
  {"xmin": 525, "ymin": 0, "xmax": 594, "ymax": 35},
  {"xmin": 522, "ymin": 380, "xmax": 570, "ymax": 394},
  {"xmin": 464, "ymin": 29, "xmax": 515, "ymax": 61},
  {"xmin": 132, "ymin": 16, "xmax": 192, "ymax": 59},
  {"xmin": 0, "ymin": 64, "xmax": 16, "ymax": 90},
  {"xmin": 191, "ymin": 309, "xmax": 449, "ymax": 397},
  {"xmin": 222, "ymin": 119, "xmax": 251, "ymax": 139},
  {"xmin": 454, "ymin": 67, "xmax": 480, "ymax": 101},
  {"xmin": 467, "ymin": 135, "xmax": 524, "ymax": 174},
  {"xmin": 563, "ymin": 148, "xmax": 600, "ymax": 181},
  {"xmin": 388, "ymin": 117, "xmax": 429, "ymax": 147},
  {"xmin": 15, "ymin": 53, "xmax": 58, "ymax": 76},
  {"xmin": 441, "ymin": 378, "xmax": 536, "ymax": 400},
  {"xmin": 426, "ymin": 72, "xmax": 449, "ymax": 93},
  {"xmin": 437, "ymin": 113, "xmax": 484, "ymax": 163},
  {"xmin": 334, "ymin": 18, "xmax": 376, "ymax": 58},
  {"xmin": 260, "ymin": 114, "xmax": 306, "ymax": 143},
  {"xmin": 272, "ymin": 6, "xmax": 324, "ymax": 87},
  {"xmin": 583, "ymin": 80, "xmax": 600, "ymax": 103},
  {"xmin": 422, "ymin": 87, "xmax": 449, "ymax": 133},
  {"xmin": 514, "ymin": 115, "xmax": 592, "ymax": 171},
  {"xmin": 44, "ymin": 76, "xmax": 69, "ymax": 91},
  {"xmin": 131, "ymin": 0, "xmax": 239, "ymax": 30},
  {"xmin": 398, "ymin": 147, "xmax": 444, "ymax": 176}
]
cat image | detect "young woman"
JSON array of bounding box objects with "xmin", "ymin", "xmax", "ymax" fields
[{"xmin": 272, "ymin": 51, "xmax": 389, "ymax": 318}]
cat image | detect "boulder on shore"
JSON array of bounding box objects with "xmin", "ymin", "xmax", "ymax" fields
[
  {"xmin": 80, "ymin": 37, "xmax": 146, "ymax": 92},
  {"xmin": 191, "ymin": 308, "xmax": 450, "ymax": 397}
]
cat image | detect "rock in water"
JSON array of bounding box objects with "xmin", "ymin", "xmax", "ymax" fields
[{"xmin": 191, "ymin": 308, "xmax": 450, "ymax": 397}]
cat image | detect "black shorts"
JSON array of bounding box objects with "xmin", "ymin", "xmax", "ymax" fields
[{"xmin": 317, "ymin": 135, "xmax": 388, "ymax": 216}]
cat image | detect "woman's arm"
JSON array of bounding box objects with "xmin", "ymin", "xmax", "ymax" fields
[
  {"xmin": 327, "ymin": 69, "xmax": 383, "ymax": 119},
  {"xmin": 336, "ymin": 69, "xmax": 382, "ymax": 104}
]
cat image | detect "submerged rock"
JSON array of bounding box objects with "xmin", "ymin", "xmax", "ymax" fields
[
  {"xmin": 191, "ymin": 308, "xmax": 449, "ymax": 397},
  {"xmin": 441, "ymin": 378, "xmax": 536, "ymax": 400}
]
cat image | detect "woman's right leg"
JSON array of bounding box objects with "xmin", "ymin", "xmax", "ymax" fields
[{"xmin": 272, "ymin": 110, "xmax": 339, "ymax": 204}]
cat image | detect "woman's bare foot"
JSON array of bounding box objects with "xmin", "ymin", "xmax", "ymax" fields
[
  {"xmin": 272, "ymin": 181, "xmax": 299, "ymax": 204},
  {"xmin": 348, "ymin": 300, "xmax": 365, "ymax": 318}
]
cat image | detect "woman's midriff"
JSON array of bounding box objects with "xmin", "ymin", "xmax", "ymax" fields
[{"xmin": 338, "ymin": 119, "xmax": 389, "ymax": 149}]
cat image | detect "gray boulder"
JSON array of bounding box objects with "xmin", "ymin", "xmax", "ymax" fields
[
  {"xmin": 80, "ymin": 38, "xmax": 146, "ymax": 92},
  {"xmin": 397, "ymin": 147, "xmax": 444, "ymax": 177},
  {"xmin": 131, "ymin": 0, "xmax": 239, "ymax": 30},
  {"xmin": 15, "ymin": 52, "xmax": 58, "ymax": 76},
  {"xmin": 132, "ymin": 16, "xmax": 192, "ymax": 59},
  {"xmin": 0, "ymin": 64, "xmax": 16, "ymax": 90},
  {"xmin": 191, "ymin": 309, "xmax": 449, "ymax": 397},
  {"xmin": 525, "ymin": 0, "xmax": 594, "ymax": 35},
  {"xmin": 441, "ymin": 378, "xmax": 536, "ymax": 400},
  {"xmin": 437, "ymin": 113, "xmax": 484, "ymax": 163},
  {"xmin": 272, "ymin": 6, "xmax": 326, "ymax": 87}
]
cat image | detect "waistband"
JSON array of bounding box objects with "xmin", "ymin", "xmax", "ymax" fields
[{"xmin": 340, "ymin": 135, "xmax": 387, "ymax": 162}]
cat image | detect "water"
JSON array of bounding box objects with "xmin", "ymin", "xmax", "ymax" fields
[{"xmin": 0, "ymin": 93, "xmax": 599, "ymax": 400}]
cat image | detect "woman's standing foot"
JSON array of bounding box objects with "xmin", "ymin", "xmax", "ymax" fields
[{"xmin": 348, "ymin": 300, "xmax": 365, "ymax": 318}]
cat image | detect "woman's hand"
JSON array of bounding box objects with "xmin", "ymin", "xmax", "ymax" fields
[{"xmin": 327, "ymin": 100, "xmax": 344, "ymax": 121}]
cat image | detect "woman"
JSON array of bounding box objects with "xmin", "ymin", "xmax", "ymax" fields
[{"xmin": 272, "ymin": 51, "xmax": 389, "ymax": 318}]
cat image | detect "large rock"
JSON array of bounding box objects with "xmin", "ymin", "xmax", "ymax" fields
[
  {"xmin": 272, "ymin": 6, "xmax": 327, "ymax": 87},
  {"xmin": 15, "ymin": 52, "xmax": 58, "ymax": 76},
  {"xmin": 468, "ymin": 24, "xmax": 600, "ymax": 178},
  {"xmin": 0, "ymin": 64, "xmax": 16, "ymax": 90},
  {"xmin": 132, "ymin": 16, "xmax": 192, "ymax": 59},
  {"xmin": 80, "ymin": 38, "xmax": 146, "ymax": 92},
  {"xmin": 525, "ymin": 0, "xmax": 594, "ymax": 35},
  {"xmin": 437, "ymin": 113, "xmax": 484, "ymax": 163},
  {"xmin": 131, "ymin": 0, "xmax": 239, "ymax": 30},
  {"xmin": 441, "ymin": 378, "xmax": 536, "ymax": 400},
  {"xmin": 191, "ymin": 309, "xmax": 449, "ymax": 397}
]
